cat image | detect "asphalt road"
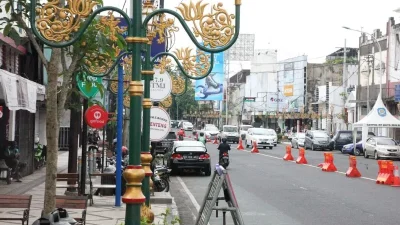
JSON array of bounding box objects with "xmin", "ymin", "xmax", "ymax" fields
[{"xmin": 169, "ymin": 136, "xmax": 400, "ymax": 225}]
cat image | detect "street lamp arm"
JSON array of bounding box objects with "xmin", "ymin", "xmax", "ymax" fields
[
  {"xmin": 30, "ymin": 0, "xmax": 132, "ymax": 48},
  {"xmin": 151, "ymin": 52, "xmax": 215, "ymax": 80},
  {"xmin": 81, "ymin": 51, "xmax": 132, "ymax": 77},
  {"xmin": 142, "ymin": 5, "xmax": 241, "ymax": 53}
]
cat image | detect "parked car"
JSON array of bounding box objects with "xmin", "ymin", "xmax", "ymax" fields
[
  {"xmin": 291, "ymin": 132, "xmax": 305, "ymax": 149},
  {"xmin": 152, "ymin": 131, "xmax": 177, "ymax": 155},
  {"xmin": 341, "ymin": 140, "xmax": 364, "ymax": 155},
  {"xmin": 166, "ymin": 140, "xmax": 211, "ymax": 176},
  {"xmin": 304, "ymin": 130, "xmax": 331, "ymax": 151},
  {"xmin": 245, "ymin": 128, "xmax": 276, "ymax": 149},
  {"xmin": 239, "ymin": 125, "xmax": 253, "ymax": 140},
  {"xmin": 329, "ymin": 130, "xmax": 375, "ymax": 150},
  {"xmin": 218, "ymin": 125, "xmax": 240, "ymax": 143},
  {"xmin": 170, "ymin": 120, "xmax": 179, "ymax": 128},
  {"xmin": 363, "ymin": 137, "xmax": 400, "ymax": 160},
  {"xmin": 182, "ymin": 122, "xmax": 194, "ymax": 131},
  {"xmin": 201, "ymin": 126, "xmax": 219, "ymax": 140}
]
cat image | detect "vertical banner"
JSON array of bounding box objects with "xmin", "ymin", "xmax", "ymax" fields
[{"xmin": 194, "ymin": 48, "xmax": 224, "ymax": 101}]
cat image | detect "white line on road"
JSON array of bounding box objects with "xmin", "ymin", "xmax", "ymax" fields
[
  {"xmin": 177, "ymin": 176, "xmax": 200, "ymax": 211},
  {"xmin": 240, "ymin": 148, "xmax": 378, "ymax": 182}
]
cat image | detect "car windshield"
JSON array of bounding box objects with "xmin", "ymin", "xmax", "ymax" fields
[
  {"xmin": 184, "ymin": 122, "xmax": 192, "ymax": 126},
  {"xmin": 166, "ymin": 132, "xmax": 176, "ymax": 139},
  {"xmin": 224, "ymin": 127, "xmax": 238, "ymax": 132},
  {"xmin": 297, "ymin": 133, "xmax": 305, "ymax": 138},
  {"xmin": 205, "ymin": 126, "xmax": 218, "ymax": 131},
  {"xmin": 253, "ymin": 129, "xmax": 274, "ymax": 135},
  {"xmin": 241, "ymin": 126, "xmax": 252, "ymax": 131},
  {"xmin": 313, "ymin": 132, "xmax": 328, "ymax": 138},
  {"xmin": 377, "ymin": 138, "xmax": 397, "ymax": 146},
  {"xmin": 175, "ymin": 146, "xmax": 206, "ymax": 152}
]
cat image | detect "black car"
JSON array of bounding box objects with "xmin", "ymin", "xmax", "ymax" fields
[
  {"xmin": 166, "ymin": 141, "xmax": 211, "ymax": 176},
  {"xmin": 152, "ymin": 132, "xmax": 177, "ymax": 155},
  {"xmin": 329, "ymin": 131, "xmax": 375, "ymax": 150}
]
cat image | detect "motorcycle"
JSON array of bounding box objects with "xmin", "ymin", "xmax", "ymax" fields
[
  {"xmin": 152, "ymin": 165, "xmax": 171, "ymax": 192},
  {"xmin": 178, "ymin": 135, "xmax": 184, "ymax": 141},
  {"xmin": 34, "ymin": 144, "xmax": 45, "ymax": 170},
  {"xmin": 219, "ymin": 152, "xmax": 230, "ymax": 169}
]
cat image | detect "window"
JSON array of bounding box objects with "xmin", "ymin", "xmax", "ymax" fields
[
  {"xmin": 175, "ymin": 146, "xmax": 206, "ymax": 152},
  {"xmin": 339, "ymin": 132, "xmax": 352, "ymax": 140},
  {"xmin": 205, "ymin": 126, "xmax": 218, "ymax": 131},
  {"xmin": 313, "ymin": 132, "xmax": 328, "ymax": 138},
  {"xmin": 223, "ymin": 127, "xmax": 238, "ymax": 132},
  {"xmin": 377, "ymin": 138, "xmax": 397, "ymax": 146}
]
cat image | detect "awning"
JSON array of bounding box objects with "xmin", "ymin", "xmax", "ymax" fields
[
  {"xmin": 310, "ymin": 100, "xmax": 326, "ymax": 105},
  {"xmin": 0, "ymin": 69, "xmax": 45, "ymax": 113}
]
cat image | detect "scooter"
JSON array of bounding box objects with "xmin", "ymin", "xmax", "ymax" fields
[
  {"xmin": 153, "ymin": 165, "xmax": 171, "ymax": 192},
  {"xmin": 34, "ymin": 145, "xmax": 45, "ymax": 170},
  {"xmin": 219, "ymin": 152, "xmax": 230, "ymax": 169}
]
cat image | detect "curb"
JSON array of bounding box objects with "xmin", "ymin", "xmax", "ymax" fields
[{"xmin": 150, "ymin": 191, "xmax": 173, "ymax": 204}]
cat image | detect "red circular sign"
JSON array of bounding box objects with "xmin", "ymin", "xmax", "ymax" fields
[{"xmin": 85, "ymin": 105, "xmax": 108, "ymax": 129}]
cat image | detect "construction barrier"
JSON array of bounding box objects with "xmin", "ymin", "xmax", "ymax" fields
[
  {"xmin": 283, "ymin": 145, "xmax": 294, "ymax": 161},
  {"xmin": 318, "ymin": 152, "xmax": 337, "ymax": 172},
  {"xmin": 213, "ymin": 136, "xmax": 219, "ymax": 145},
  {"xmin": 296, "ymin": 147, "xmax": 307, "ymax": 164},
  {"xmin": 237, "ymin": 138, "xmax": 244, "ymax": 150},
  {"xmin": 345, "ymin": 155, "xmax": 361, "ymax": 177},
  {"xmin": 376, "ymin": 160, "xmax": 394, "ymax": 185},
  {"xmin": 251, "ymin": 142, "xmax": 259, "ymax": 153}
]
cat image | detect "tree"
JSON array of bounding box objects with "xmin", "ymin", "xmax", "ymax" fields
[
  {"xmin": 170, "ymin": 84, "xmax": 198, "ymax": 120},
  {"xmin": 0, "ymin": 0, "xmax": 123, "ymax": 214}
]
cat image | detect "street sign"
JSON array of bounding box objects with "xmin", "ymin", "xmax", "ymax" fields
[
  {"xmin": 76, "ymin": 73, "xmax": 103, "ymax": 99},
  {"xmin": 395, "ymin": 85, "xmax": 400, "ymax": 102},
  {"xmin": 0, "ymin": 106, "xmax": 3, "ymax": 118},
  {"xmin": 149, "ymin": 68, "xmax": 172, "ymax": 102},
  {"xmin": 195, "ymin": 165, "xmax": 244, "ymax": 225},
  {"xmin": 150, "ymin": 107, "xmax": 171, "ymax": 141},
  {"xmin": 244, "ymin": 97, "xmax": 256, "ymax": 102},
  {"xmin": 85, "ymin": 105, "xmax": 109, "ymax": 129}
]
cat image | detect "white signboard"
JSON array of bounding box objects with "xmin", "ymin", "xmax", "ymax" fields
[
  {"xmin": 150, "ymin": 68, "xmax": 172, "ymax": 102},
  {"xmin": 150, "ymin": 106, "xmax": 171, "ymax": 141}
]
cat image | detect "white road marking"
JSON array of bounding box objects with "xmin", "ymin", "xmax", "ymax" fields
[
  {"xmin": 176, "ymin": 176, "xmax": 211, "ymax": 225},
  {"xmin": 240, "ymin": 148, "xmax": 378, "ymax": 182},
  {"xmin": 177, "ymin": 176, "xmax": 200, "ymax": 211},
  {"xmin": 299, "ymin": 186, "xmax": 308, "ymax": 190}
]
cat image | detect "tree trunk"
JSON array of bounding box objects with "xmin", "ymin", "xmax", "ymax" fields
[
  {"xmin": 43, "ymin": 48, "xmax": 62, "ymax": 215},
  {"xmin": 67, "ymin": 90, "xmax": 81, "ymax": 192}
]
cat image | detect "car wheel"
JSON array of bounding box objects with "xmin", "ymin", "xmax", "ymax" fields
[
  {"xmin": 245, "ymin": 140, "xmax": 249, "ymax": 148},
  {"xmin": 354, "ymin": 148, "xmax": 361, "ymax": 156},
  {"xmin": 374, "ymin": 151, "xmax": 379, "ymax": 160},
  {"xmin": 204, "ymin": 164, "xmax": 211, "ymax": 176},
  {"xmin": 269, "ymin": 146, "xmax": 273, "ymax": 150},
  {"xmin": 274, "ymin": 144, "xmax": 277, "ymax": 147},
  {"xmin": 364, "ymin": 149, "xmax": 369, "ymax": 158}
]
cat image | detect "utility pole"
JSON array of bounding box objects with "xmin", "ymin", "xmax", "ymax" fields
[
  {"xmin": 342, "ymin": 39, "xmax": 347, "ymax": 129},
  {"xmin": 276, "ymin": 72, "xmax": 280, "ymax": 130}
]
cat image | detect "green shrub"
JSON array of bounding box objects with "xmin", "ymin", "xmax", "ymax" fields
[{"xmin": 119, "ymin": 208, "xmax": 180, "ymax": 225}]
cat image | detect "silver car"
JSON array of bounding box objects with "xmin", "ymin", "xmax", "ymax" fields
[
  {"xmin": 364, "ymin": 137, "xmax": 400, "ymax": 160},
  {"xmin": 291, "ymin": 132, "xmax": 305, "ymax": 149}
]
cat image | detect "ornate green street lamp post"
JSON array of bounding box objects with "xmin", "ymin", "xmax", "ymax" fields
[{"xmin": 29, "ymin": 0, "xmax": 241, "ymax": 224}]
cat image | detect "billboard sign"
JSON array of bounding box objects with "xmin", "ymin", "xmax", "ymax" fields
[
  {"xmin": 283, "ymin": 84, "xmax": 294, "ymax": 97},
  {"xmin": 194, "ymin": 49, "xmax": 224, "ymax": 101}
]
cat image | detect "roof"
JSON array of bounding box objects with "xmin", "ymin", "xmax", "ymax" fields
[
  {"xmin": 173, "ymin": 141, "xmax": 205, "ymax": 147},
  {"xmin": 229, "ymin": 69, "xmax": 250, "ymax": 83},
  {"xmin": 353, "ymin": 92, "xmax": 400, "ymax": 128}
]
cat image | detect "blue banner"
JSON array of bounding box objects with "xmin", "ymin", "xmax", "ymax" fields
[
  {"xmin": 395, "ymin": 85, "xmax": 400, "ymax": 102},
  {"xmin": 194, "ymin": 51, "xmax": 224, "ymax": 101},
  {"xmin": 118, "ymin": 18, "xmax": 165, "ymax": 61}
]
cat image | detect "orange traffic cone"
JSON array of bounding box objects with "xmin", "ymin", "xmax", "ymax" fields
[
  {"xmin": 283, "ymin": 145, "xmax": 294, "ymax": 161},
  {"xmin": 346, "ymin": 155, "xmax": 361, "ymax": 178},
  {"xmin": 213, "ymin": 136, "xmax": 219, "ymax": 144},
  {"xmin": 392, "ymin": 166, "xmax": 400, "ymax": 187},
  {"xmin": 251, "ymin": 142, "xmax": 259, "ymax": 153},
  {"xmin": 321, "ymin": 152, "xmax": 337, "ymax": 172},
  {"xmin": 237, "ymin": 138, "xmax": 244, "ymax": 150},
  {"xmin": 296, "ymin": 147, "xmax": 307, "ymax": 164}
]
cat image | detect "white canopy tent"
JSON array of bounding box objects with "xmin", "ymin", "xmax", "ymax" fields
[{"xmin": 353, "ymin": 92, "xmax": 400, "ymax": 147}]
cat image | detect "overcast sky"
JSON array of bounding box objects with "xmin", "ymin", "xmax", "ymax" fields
[{"xmin": 103, "ymin": 0, "xmax": 400, "ymax": 63}]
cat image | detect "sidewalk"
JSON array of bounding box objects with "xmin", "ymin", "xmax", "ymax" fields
[{"xmin": 0, "ymin": 151, "xmax": 179, "ymax": 225}]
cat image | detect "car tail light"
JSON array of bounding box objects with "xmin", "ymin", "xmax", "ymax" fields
[
  {"xmin": 199, "ymin": 154, "xmax": 210, "ymax": 159},
  {"xmin": 223, "ymin": 152, "xmax": 228, "ymax": 156},
  {"xmin": 171, "ymin": 153, "xmax": 183, "ymax": 159}
]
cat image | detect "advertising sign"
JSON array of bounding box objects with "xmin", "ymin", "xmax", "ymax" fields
[
  {"xmin": 195, "ymin": 46, "xmax": 224, "ymax": 101},
  {"xmin": 395, "ymin": 85, "xmax": 400, "ymax": 102},
  {"xmin": 76, "ymin": 72, "xmax": 102, "ymax": 99},
  {"xmin": 149, "ymin": 68, "xmax": 172, "ymax": 102},
  {"xmin": 85, "ymin": 105, "xmax": 109, "ymax": 129},
  {"xmin": 150, "ymin": 107, "xmax": 171, "ymax": 141},
  {"xmin": 283, "ymin": 84, "xmax": 294, "ymax": 97}
]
